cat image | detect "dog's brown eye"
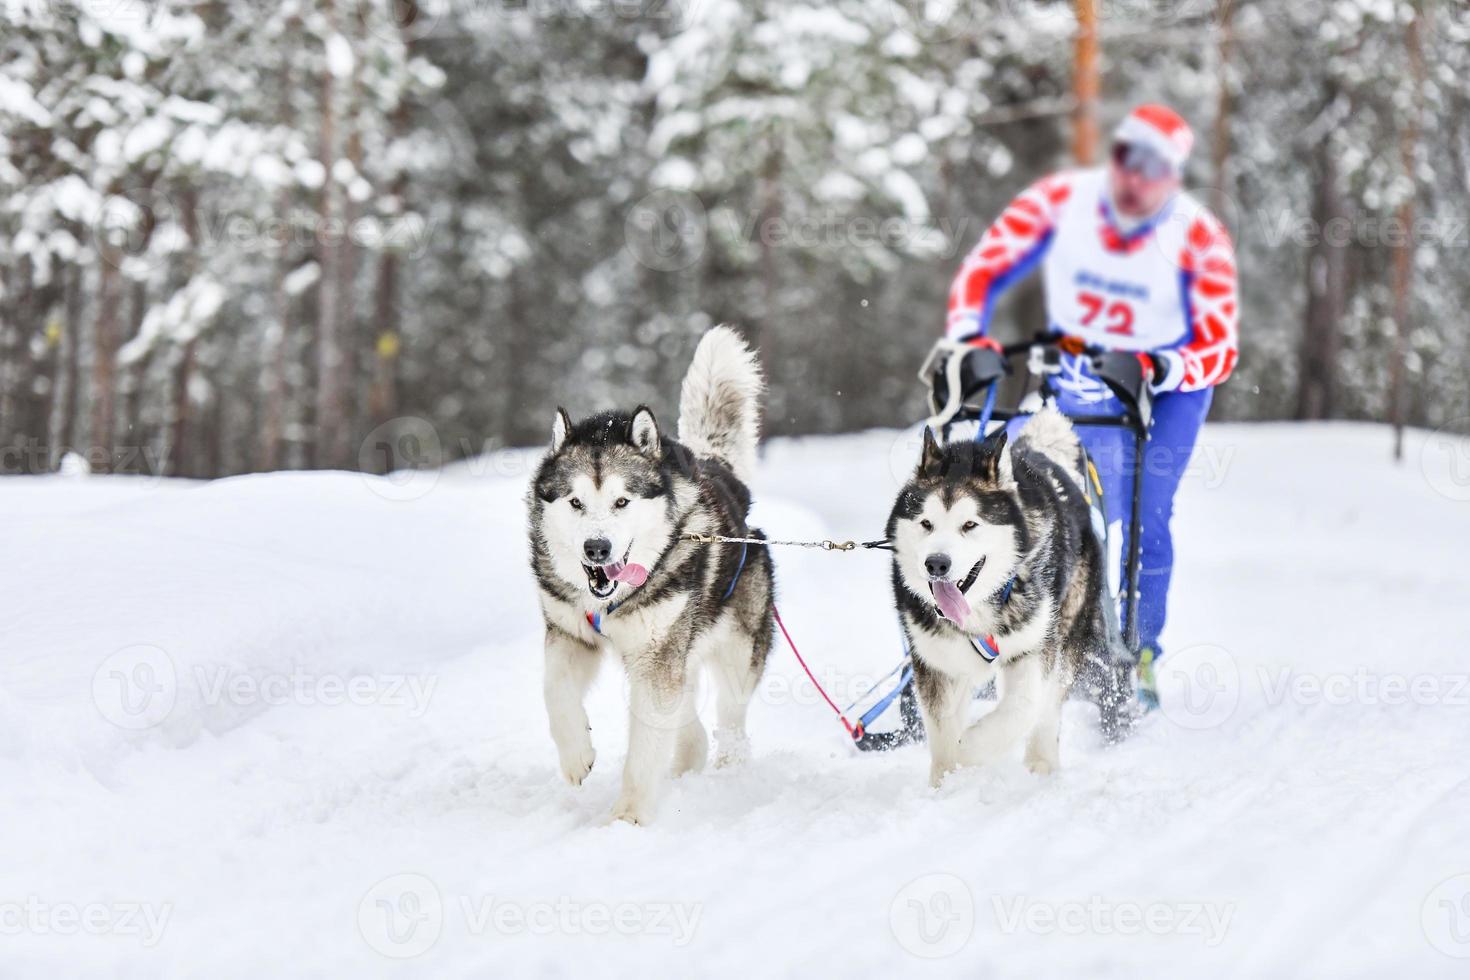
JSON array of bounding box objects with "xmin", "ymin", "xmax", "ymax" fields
[
  {"xmin": 962, "ymin": 521, "xmax": 978, "ymax": 532},
  {"xmin": 569, "ymin": 497, "xmax": 583, "ymax": 511},
  {"xmin": 614, "ymin": 498, "xmax": 630, "ymax": 509},
  {"xmin": 919, "ymin": 519, "xmax": 933, "ymax": 532}
]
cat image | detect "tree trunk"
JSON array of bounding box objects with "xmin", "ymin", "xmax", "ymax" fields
[
  {"xmin": 314, "ymin": 0, "xmax": 349, "ymax": 468},
  {"xmin": 0, "ymin": 262, "xmax": 28, "ymax": 457},
  {"xmin": 259, "ymin": 49, "xmax": 297, "ymax": 473},
  {"xmin": 1390, "ymin": 1, "xmax": 1424, "ymax": 461},
  {"xmin": 54, "ymin": 259, "xmax": 83, "ymax": 468},
  {"xmin": 259, "ymin": 191, "xmax": 293, "ymax": 472},
  {"xmin": 1297, "ymin": 128, "xmax": 1346, "ymax": 421},
  {"xmin": 754, "ymin": 141, "xmax": 781, "ymax": 412},
  {"xmin": 1072, "ymin": 0, "xmax": 1101, "ymax": 165},
  {"xmin": 91, "ymin": 248, "xmax": 122, "ymax": 471},
  {"xmin": 368, "ymin": 250, "xmax": 400, "ymax": 443},
  {"xmin": 1210, "ymin": 0, "xmax": 1237, "ymax": 221},
  {"xmin": 171, "ymin": 339, "xmax": 197, "ymax": 477}
]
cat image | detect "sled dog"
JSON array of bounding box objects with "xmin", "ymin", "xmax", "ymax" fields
[
  {"xmin": 887, "ymin": 407, "xmax": 1128, "ymax": 786},
  {"xmin": 528, "ymin": 326, "xmax": 773, "ymax": 825}
]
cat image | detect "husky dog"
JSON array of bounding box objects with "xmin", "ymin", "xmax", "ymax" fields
[
  {"xmin": 528, "ymin": 327, "xmax": 773, "ymax": 825},
  {"xmin": 887, "ymin": 407, "xmax": 1128, "ymax": 786}
]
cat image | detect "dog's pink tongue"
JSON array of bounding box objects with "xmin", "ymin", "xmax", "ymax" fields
[
  {"xmin": 931, "ymin": 580, "xmax": 971, "ymax": 625},
  {"xmin": 606, "ymin": 562, "xmax": 648, "ymax": 587}
]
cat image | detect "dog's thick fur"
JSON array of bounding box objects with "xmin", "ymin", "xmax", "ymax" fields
[
  {"xmin": 528, "ymin": 326, "xmax": 772, "ymax": 825},
  {"xmin": 887, "ymin": 407, "xmax": 1126, "ymax": 786}
]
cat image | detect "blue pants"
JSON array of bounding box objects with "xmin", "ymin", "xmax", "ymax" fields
[{"xmin": 1007, "ymin": 386, "xmax": 1213, "ymax": 654}]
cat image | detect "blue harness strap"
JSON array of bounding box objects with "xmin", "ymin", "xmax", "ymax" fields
[
  {"xmin": 588, "ymin": 540, "xmax": 749, "ymax": 636},
  {"xmin": 721, "ymin": 541, "xmax": 749, "ymax": 601},
  {"xmin": 857, "ymin": 662, "xmax": 914, "ymax": 731},
  {"xmin": 975, "ymin": 383, "xmax": 999, "ymax": 439}
]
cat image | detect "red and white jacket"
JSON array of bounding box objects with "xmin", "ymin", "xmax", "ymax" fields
[{"xmin": 946, "ymin": 168, "xmax": 1238, "ymax": 398}]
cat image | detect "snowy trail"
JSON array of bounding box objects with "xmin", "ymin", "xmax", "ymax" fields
[{"xmin": 3, "ymin": 423, "xmax": 1469, "ymax": 977}]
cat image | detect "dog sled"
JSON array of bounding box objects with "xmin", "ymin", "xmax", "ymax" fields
[{"xmin": 846, "ymin": 331, "xmax": 1155, "ymax": 751}]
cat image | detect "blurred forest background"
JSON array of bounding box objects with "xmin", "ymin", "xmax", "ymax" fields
[{"xmin": 0, "ymin": 0, "xmax": 1466, "ymax": 477}]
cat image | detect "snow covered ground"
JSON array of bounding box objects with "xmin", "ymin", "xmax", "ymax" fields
[{"xmin": 4, "ymin": 421, "xmax": 1470, "ymax": 977}]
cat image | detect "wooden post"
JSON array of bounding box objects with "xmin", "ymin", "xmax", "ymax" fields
[{"xmin": 1072, "ymin": 0, "xmax": 1101, "ymax": 165}]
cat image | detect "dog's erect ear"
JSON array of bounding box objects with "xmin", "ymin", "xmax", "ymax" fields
[
  {"xmin": 918, "ymin": 426, "xmax": 945, "ymax": 478},
  {"xmin": 629, "ymin": 406, "xmax": 661, "ymax": 456},
  {"xmin": 550, "ymin": 407, "xmax": 572, "ymax": 452},
  {"xmin": 551, "ymin": 408, "xmax": 572, "ymax": 452},
  {"xmin": 976, "ymin": 427, "xmax": 1013, "ymax": 485}
]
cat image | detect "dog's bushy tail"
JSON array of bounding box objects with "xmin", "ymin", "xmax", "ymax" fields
[
  {"xmin": 678, "ymin": 326, "xmax": 764, "ymax": 483},
  {"xmin": 1018, "ymin": 404, "xmax": 1084, "ymax": 483}
]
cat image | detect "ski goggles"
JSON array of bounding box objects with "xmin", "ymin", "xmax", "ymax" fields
[{"xmin": 1111, "ymin": 140, "xmax": 1176, "ymax": 182}]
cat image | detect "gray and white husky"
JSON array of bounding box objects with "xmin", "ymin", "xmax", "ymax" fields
[
  {"xmin": 528, "ymin": 326, "xmax": 773, "ymax": 825},
  {"xmin": 887, "ymin": 407, "xmax": 1128, "ymax": 786}
]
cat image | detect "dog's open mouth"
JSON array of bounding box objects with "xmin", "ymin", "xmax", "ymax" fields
[
  {"xmin": 582, "ymin": 549, "xmax": 650, "ymax": 600},
  {"xmin": 928, "ymin": 557, "xmax": 985, "ymax": 625}
]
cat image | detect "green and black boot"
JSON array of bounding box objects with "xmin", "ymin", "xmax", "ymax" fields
[{"xmin": 1136, "ymin": 646, "xmax": 1160, "ymax": 713}]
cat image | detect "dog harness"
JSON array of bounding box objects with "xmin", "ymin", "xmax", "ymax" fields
[
  {"xmin": 967, "ymin": 574, "xmax": 1017, "ymax": 663},
  {"xmin": 585, "ymin": 541, "xmax": 748, "ymax": 636}
]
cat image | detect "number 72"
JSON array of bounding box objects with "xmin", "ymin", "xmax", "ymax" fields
[{"xmin": 1078, "ymin": 291, "xmax": 1134, "ymax": 335}]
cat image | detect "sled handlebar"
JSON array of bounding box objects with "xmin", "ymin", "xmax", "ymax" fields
[
  {"xmin": 954, "ymin": 331, "xmax": 1153, "ymax": 434},
  {"xmin": 997, "ymin": 330, "xmax": 1105, "ymax": 360}
]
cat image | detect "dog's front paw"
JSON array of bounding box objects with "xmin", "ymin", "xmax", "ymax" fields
[
  {"xmin": 1023, "ymin": 751, "xmax": 1057, "ymax": 776},
  {"xmin": 557, "ymin": 741, "xmax": 596, "ymax": 786},
  {"xmin": 608, "ymin": 794, "xmax": 655, "ymax": 826},
  {"xmin": 928, "ymin": 760, "xmax": 955, "ymax": 788},
  {"xmin": 712, "ymin": 729, "xmax": 750, "ymax": 769}
]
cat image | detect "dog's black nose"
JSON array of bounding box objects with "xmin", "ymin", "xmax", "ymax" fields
[
  {"xmin": 583, "ymin": 537, "xmax": 613, "ymax": 564},
  {"xmin": 924, "ymin": 554, "xmax": 952, "ymax": 579}
]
